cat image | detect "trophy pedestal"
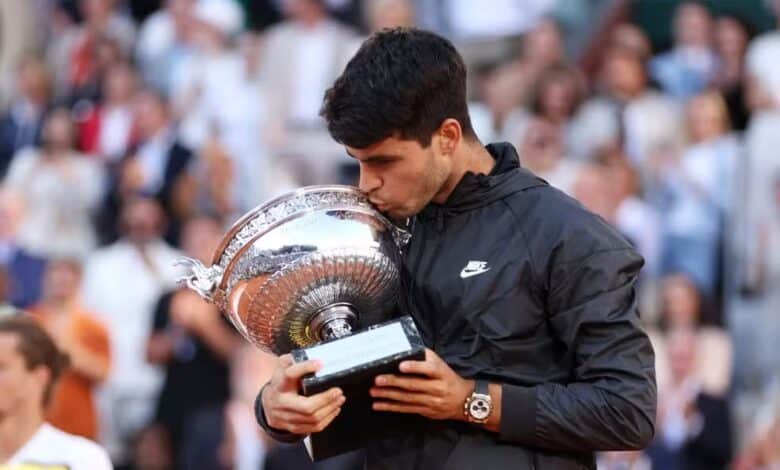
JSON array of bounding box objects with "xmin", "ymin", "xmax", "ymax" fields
[{"xmin": 292, "ymin": 316, "xmax": 425, "ymax": 460}]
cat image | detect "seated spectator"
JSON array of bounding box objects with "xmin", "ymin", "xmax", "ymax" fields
[
  {"xmin": 28, "ymin": 258, "xmax": 111, "ymax": 441},
  {"xmin": 0, "ymin": 55, "xmax": 51, "ymax": 179},
  {"xmin": 0, "ymin": 315, "xmax": 112, "ymax": 469},
  {"xmin": 651, "ymin": 273, "xmax": 732, "ymax": 398},
  {"xmin": 3, "ymin": 107, "xmax": 105, "ymax": 259},
  {"xmin": 646, "ymin": 328, "xmax": 733, "ymax": 470},
  {"xmin": 654, "ymin": 91, "xmax": 739, "ymax": 296},
  {"xmin": 649, "ymin": 2, "xmax": 718, "ymax": 100}
]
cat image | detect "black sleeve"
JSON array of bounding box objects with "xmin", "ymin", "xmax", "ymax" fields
[
  {"xmin": 254, "ymin": 383, "xmax": 305, "ymax": 443},
  {"xmin": 152, "ymin": 291, "xmax": 174, "ymax": 332},
  {"xmin": 499, "ymin": 247, "xmax": 657, "ymax": 452},
  {"xmin": 684, "ymin": 393, "xmax": 733, "ymax": 468}
]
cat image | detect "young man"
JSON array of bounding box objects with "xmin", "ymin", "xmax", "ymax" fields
[
  {"xmin": 256, "ymin": 28, "xmax": 657, "ymax": 469},
  {"xmin": 0, "ymin": 315, "xmax": 113, "ymax": 469}
]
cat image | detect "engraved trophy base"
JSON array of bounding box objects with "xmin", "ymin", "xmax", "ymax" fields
[{"xmin": 291, "ymin": 316, "xmax": 425, "ymax": 461}]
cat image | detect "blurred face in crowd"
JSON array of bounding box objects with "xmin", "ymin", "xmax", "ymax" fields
[
  {"xmin": 181, "ymin": 217, "xmax": 223, "ymax": 264},
  {"xmin": 662, "ymin": 274, "xmax": 701, "ymax": 328},
  {"xmin": 0, "ymin": 332, "xmax": 47, "ymax": 419},
  {"xmin": 121, "ymin": 198, "xmax": 165, "ymax": 245},
  {"xmin": 536, "ymin": 69, "xmax": 581, "ymax": 122},
  {"xmin": 41, "ymin": 109, "xmax": 75, "ymax": 153},
  {"xmin": 104, "ymin": 62, "xmax": 137, "ymax": 104},
  {"xmin": 667, "ymin": 328, "xmax": 697, "ymax": 383},
  {"xmin": 134, "ymin": 91, "xmax": 170, "ymax": 139},
  {"xmin": 715, "ymin": 16, "xmax": 749, "ymax": 60},
  {"xmin": 347, "ymin": 129, "xmax": 457, "ymax": 221},
  {"xmin": 674, "ymin": 3, "xmax": 712, "ymax": 48},
  {"xmin": 519, "ymin": 117, "xmax": 564, "ymax": 171},
  {"xmin": 80, "ymin": 0, "xmax": 114, "ymax": 25},
  {"xmin": 573, "ymin": 164, "xmax": 614, "ymax": 221},
  {"xmin": 686, "ymin": 93, "xmax": 729, "ymax": 143},
  {"xmin": 42, "ymin": 260, "xmax": 82, "ymax": 305},
  {"xmin": 16, "ymin": 58, "xmax": 50, "ymax": 105},
  {"xmin": 282, "ymin": 0, "xmax": 326, "ymax": 24},
  {"xmin": 366, "ymin": 0, "xmax": 414, "ymax": 32},
  {"xmin": 611, "ymin": 24, "xmax": 652, "ymax": 62},
  {"xmin": 523, "ymin": 20, "xmax": 564, "ymax": 67},
  {"xmin": 601, "ymin": 49, "xmax": 646, "ymax": 100}
]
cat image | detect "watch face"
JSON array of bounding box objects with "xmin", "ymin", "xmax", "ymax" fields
[{"xmin": 469, "ymin": 396, "xmax": 491, "ymax": 420}]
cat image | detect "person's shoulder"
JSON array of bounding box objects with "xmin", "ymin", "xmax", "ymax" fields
[
  {"xmin": 506, "ymin": 183, "xmax": 636, "ymax": 262},
  {"xmin": 37, "ymin": 424, "xmax": 113, "ymax": 469}
]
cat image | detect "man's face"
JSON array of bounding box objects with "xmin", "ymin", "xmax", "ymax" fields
[
  {"xmin": 346, "ymin": 135, "xmax": 451, "ymax": 221},
  {"xmin": 0, "ymin": 333, "xmax": 44, "ymax": 418}
]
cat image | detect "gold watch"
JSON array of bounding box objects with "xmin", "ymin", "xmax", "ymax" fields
[{"xmin": 464, "ymin": 380, "xmax": 493, "ymax": 424}]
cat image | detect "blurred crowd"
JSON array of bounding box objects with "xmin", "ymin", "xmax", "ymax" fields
[{"xmin": 0, "ymin": 0, "xmax": 778, "ymax": 469}]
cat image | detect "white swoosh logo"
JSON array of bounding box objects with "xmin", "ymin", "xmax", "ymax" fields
[{"xmin": 460, "ymin": 267, "xmax": 491, "ymax": 278}]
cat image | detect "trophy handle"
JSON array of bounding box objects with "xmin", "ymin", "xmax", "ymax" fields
[{"xmin": 175, "ymin": 257, "xmax": 224, "ymax": 302}]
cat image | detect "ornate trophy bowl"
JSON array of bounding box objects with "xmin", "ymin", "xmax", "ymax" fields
[{"xmin": 178, "ymin": 185, "xmax": 424, "ymax": 460}]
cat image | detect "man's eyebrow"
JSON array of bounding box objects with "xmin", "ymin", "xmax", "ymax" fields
[{"xmin": 345, "ymin": 151, "xmax": 400, "ymax": 161}]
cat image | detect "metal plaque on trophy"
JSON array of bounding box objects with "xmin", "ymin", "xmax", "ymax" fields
[{"xmin": 177, "ymin": 185, "xmax": 425, "ymax": 460}]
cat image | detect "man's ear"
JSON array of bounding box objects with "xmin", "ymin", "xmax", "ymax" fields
[{"xmin": 436, "ymin": 118, "xmax": 462, "ymax": 156}]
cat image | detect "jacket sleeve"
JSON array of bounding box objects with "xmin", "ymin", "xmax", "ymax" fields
[
  {"xmin": 254, "ymin": 384, "xmax": 305, "ymax": 443},
  {"xmin": 498, "ymin": 246, "xmax": 657, "ymax": 452}
]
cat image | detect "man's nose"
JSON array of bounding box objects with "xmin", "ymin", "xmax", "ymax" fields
[{"xmin": 358, "ymin": 166, "xmax": 381, "ymax": 194}]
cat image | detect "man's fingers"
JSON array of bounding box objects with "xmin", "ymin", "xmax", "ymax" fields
[
  {"xmin": 374, "ymin": 375, "xmax": 441, "ymax": 394},
  {"xmin": 370, "ymin": 386, "xmax": 431, "ymax": 404},
  {"xmin": 277, "ymin": 354, "xmax": 294, "ymax": 368},
  {"xmin": 277, "ymin": 387, "xmax": 343, "ymax": 414},
  {"xmin": 286, "ymin": 407, "xmax": 342, "ymax": 435},
  {"xmin": 398, "ymin": 356, "xmax": 437, "ymax": 377},
  {"xmin": 283, "ymin": 359, "xmax": 322, "ymax": 382}
]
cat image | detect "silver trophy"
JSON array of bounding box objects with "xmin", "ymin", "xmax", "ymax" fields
[{"xmin": 178, "ymin": 185, "xmax": 425, "ymax": 460}]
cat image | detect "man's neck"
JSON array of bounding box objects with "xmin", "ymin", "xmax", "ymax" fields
[
  {"xmin": 433, "ymin": 140, "xmax": 495, "ymax": 204},
  {"xmin": 0, "ymin": 407, "xmax": 44, "ymax": 462}
]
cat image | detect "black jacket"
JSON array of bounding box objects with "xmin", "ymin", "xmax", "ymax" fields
[{"xmin": 258, "ymin": 142, "xmax": 657, "ymax": 469}]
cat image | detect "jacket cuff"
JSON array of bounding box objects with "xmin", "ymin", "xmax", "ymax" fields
[
  {"xmin": 499, "ymin": 383, "xmax": 537, "ymax": 444},
  {"xmin": 254, "ymin": 384, "xmax": 305, "ymax": 443}
]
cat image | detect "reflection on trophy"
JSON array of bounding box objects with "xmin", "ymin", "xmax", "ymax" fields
[{"xmin": 177, "ymin": 185, "xmax": 425, "ymax": 460}]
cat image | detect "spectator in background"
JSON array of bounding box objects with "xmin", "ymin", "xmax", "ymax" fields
[
  {"xmin": 3, "ymin": 107, "xmax": 105, "ymax": 259},
  {"xmin": 646, "ymin": 328, "xmax": 733, "ymax": 470},
  {"xmin": 0, "ymin": 56, "xmax": 52, "ymax": 179},
  {"xmin": 363, "ymin": 0, "xmax": 414, "ymax": 33},
  {"xmin": 650, "ymin": 2, "xmax": 718, "ymax": 101},
  {"xmin": 260, "ymin": 0, "xmax": 358, "ymax": 185},
  {"xmin": 573, "ymin": 159, "xmax": 662, "ymax": 278},
  {"xmin": 28, "ymin": 258, "xmax": 111, "ymax": 441},
  {"xmin": 745, "ymin": 0, "xmax": 780, "ymax": 109},
  {"xmin": 81, "ymin": 196, "xmax": 182, "ymax": 466},
  {"xmin": 146, "ymin": 215, "xmax": 240, "ymax": 470},
  {"xmin": 517, "ymin": 116, "xmax": 582, "ymax": 195},
  {"xmin": 654, "ymin": 91, "xmax": 739, "ymax": 296},
  {"xmin": 47, "ymin": 0, "xmax": 136, "ymax": 101},
  {"xmin": 135, "ymin": 0, "xmax": 196, "ymax": 95},
  {"xmin": 0, "ymin": 188, "xmax": 46, "ymax": 309},
  {"xmin": 0, "ymin": 316, "xmax": 113, "ymax": 469},
  {"xmin": 652, "ymin": 273, "xmax": 733, "ymax": 398},
  {"xmin": 712, "ymin": 15, "xmax": 753, "ymax": 130},
  {"xmin": 576, "ymin": 46, "xmax": 682, "ymax": 166},
  {"xmin": 115, "ymin": 90, "xmax": 192, "ymax": 243},
  {"xmin": 77, "ymin": 61, "xmax": 139, "ymax": 163},
  {"xmin": 610, "ymin": 23, "xmax": 653, "ymax": 63}
]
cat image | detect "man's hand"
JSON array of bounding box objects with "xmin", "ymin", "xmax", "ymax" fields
[
  {"xmin": 370, "ymin": 348, "xmax": 473, "ymax": 421},
  {"xmin": 261, "ymin": 354, "xmax": 345, "ymax": 435}
]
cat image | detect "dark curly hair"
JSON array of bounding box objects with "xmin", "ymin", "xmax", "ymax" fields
[{"xmin": 320, "ymin": 27, "xmax": 476, "ymax": 149}]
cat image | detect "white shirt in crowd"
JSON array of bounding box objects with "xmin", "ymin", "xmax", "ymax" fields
[{"xmin": 3, "ymin": 423, "xmax": 113, "ymax": 470}]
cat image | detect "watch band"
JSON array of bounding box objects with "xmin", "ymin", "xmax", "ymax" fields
[{"xmin": 475, "ymin": 379, "xmax": 488, "ymax": 395}]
